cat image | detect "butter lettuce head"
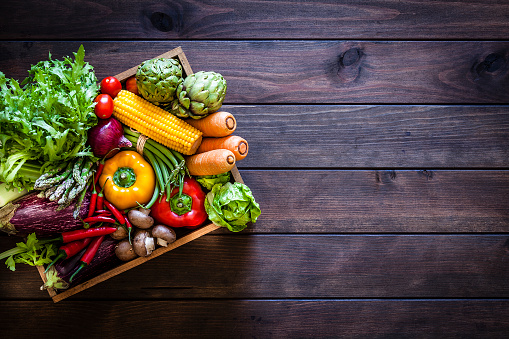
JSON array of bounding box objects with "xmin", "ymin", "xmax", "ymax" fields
[{"xmin": 204, "ymin": 182, "xmax": 261, "ymax": 232}]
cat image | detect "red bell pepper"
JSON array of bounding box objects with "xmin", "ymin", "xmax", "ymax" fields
[{"xmin": 151, "ymin": 176, "xmax": 208, "ymax": 228}]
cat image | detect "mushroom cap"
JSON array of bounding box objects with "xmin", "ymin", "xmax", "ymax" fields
[
  {"xmin": 151, "ymin": 224, "xmax": 177, "ymax": 245},
  {"xmin": 115, "ymin": 239, "xmax": 138, "ymax": 261},
  {"xmin": 128, "ymin": 209, "xmax": 154, "ymax": 229},
  {"xmin": 110, "ymin": 225, "xmax": 128, "ymax": 240}
]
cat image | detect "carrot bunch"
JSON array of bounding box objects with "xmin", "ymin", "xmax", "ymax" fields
[{"xmin": 184, "ymin": 112, "xmax": 249, "ymax": 176}]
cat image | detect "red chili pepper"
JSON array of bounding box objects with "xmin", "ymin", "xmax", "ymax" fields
[
  {"xmin": 87, "ymin": 173, "xmax": 98, "ymax": 218},
  {"xmin": 94, "ymin": 209, "xmax": 110, "ymax": 214},
  {"xmin": 44, "ymin": 237, "xmax": 92, "ymax": 273},
  {"xmin": 59, "ymin": 226, "xmax": 117, "ymax": 243},
  {"xmin": 104, "ymin": 200, "xmax": 126, "ymax": 225},
  {"xmin": 94, "ymin": 165, "xmax": 103, "ymax": 187},
  {"xmin": 96, "ymin": 178, "xmax": 108, "ymax": 211},
  {"xmin": 83, "ymin": 216, "xmax": 117, "ymax": 225},
  {"xmin": 96, "ymin": 211, "xmax": 113, "ymax": 218},
  {"xmin": 69, "ymin": 235, "xmax": 105, "ymax": 283}
]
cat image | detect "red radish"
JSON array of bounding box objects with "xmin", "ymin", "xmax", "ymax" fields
[{"xmin": 87, "ymin": 117, "xmax": 131, "ymax": 159}]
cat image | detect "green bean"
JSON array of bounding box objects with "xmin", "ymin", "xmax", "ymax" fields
[
  {"xmin": 143, "ymin": 183, "xmax": 160, "ymax": 209},
  {"xmin": 170, "ymin": 149, "xmax": 185, "ymax": 164},
  {"xmin": 144, "ymin": 149, "xmax": 165, "ymax": 194},
  {"xmin": 123, "ymin": 133, "xmax": 175, "ymax": 171}
]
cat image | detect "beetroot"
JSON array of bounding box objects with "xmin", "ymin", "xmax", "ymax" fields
[{"xmin": 0, "ymin": 191, "xmax": 90, "ymax": 237}]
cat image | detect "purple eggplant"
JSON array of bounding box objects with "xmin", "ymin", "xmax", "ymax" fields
[
  {"xmin": 42, "ymin": 236, "xmax": 120, "ymax": 290},
  {"xmin": 0, "ymin": 191, "xmax": 90, "ymax": 237}
]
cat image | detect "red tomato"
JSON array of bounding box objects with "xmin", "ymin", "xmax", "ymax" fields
[
  {"xmin": 94, "ymin": 94, "xmax": 114, "ymax": 119},
  {"xmin": 100, "ymin": 76, "xmax": 122, "ymax": 98},
  {"xmin": 125, "ymin": 76, "xmax": 139, "ymax": 95}
]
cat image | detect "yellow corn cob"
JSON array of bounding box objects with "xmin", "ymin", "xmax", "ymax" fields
[{"xmin": 113, "ymin": 90, "xmax": 202, "ymax": 155}]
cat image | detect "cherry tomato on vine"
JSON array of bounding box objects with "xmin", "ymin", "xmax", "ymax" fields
[
  {"xmin": 100, "ymin": 76, "xmax": 122, "ymax": 98},
  {"xmin": 125, "ymin": 76, "xmax": 139, "ymax": 95},
  {"xmin": 94, "ymin": 94, "xmax": 114, "ymax": 119}
]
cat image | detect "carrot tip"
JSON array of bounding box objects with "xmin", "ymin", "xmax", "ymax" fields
[{"xmin": 226, "ymin": 155, "xmax": 235, "ymax": 165}]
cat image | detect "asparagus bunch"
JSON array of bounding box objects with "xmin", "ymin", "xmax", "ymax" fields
[{"xmin": 34, "ymin": 157, "xmax": 95, "ymax": 212}]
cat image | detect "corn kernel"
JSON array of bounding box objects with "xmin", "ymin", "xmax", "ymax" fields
[{"xmin": 113, "ymin": 90, "xmax": 202, "ymax": 155}]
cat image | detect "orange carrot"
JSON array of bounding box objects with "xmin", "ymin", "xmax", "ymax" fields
[
  {"xmin": 184, "ymin": 111, "xmax": 236, "ymax": 137},
  {"xmin": 185, "ymin": 149, "xmax": 236, "ymax": 176},
  {"xmin": 196, "ymin": 135, "xmax": 249, "ymax": 161}
]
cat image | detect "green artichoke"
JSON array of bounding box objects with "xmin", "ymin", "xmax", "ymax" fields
[
  {"xmin": 171, "ymin": 71, "xmax": 227, "ymax": 119},
  {"xmin": 135, "ymin": 57, "xmax": 183, "ymax": 105}
]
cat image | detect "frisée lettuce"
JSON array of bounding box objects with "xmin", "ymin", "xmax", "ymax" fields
[{"xmin": 0, "ymin": 45, "xmax": 98, "ymax": 191}]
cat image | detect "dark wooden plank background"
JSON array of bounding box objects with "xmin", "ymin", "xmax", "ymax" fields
[{"xmin": 1, "ymin": 0, "xmax": 508, "ymax": 338}]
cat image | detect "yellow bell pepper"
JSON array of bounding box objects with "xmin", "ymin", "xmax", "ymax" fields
[{"xmin": 98, "ymin": 150, "xmax": 156, "ymax": 210}]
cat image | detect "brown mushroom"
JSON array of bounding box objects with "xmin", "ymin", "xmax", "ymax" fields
[
  {"xmin": 110, "ymin": 225, "xmax": 128, "ymax": 240},
  {"xmin": 128, "ymin": 208, "xmax": 154, "ymax": 229},
  {"xmin": 151, "ymin": 225, "xmax": 177, "ymax": 247},
  {"xmin": 132, "ymin": 229, "xmax": 155, "ymax": 257},
  {"xmin": 115, "ymin": 239, "xmax": 138, "ymax": 261}
]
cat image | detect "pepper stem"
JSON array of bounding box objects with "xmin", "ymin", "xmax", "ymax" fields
[
  {"xmin": 170, "ymin": 193, "xmax": 192, "ymax": 216},
  {"xmin": 44, "ymin": 251, "xmax": 66, "ymax": 274},
  {"xmin": 69, "ymin": 262, "xmax": 86, "ymax": 283},
  {"xmin": 113, "ymin": 167, "xmax": 136, "ymax": 188}
]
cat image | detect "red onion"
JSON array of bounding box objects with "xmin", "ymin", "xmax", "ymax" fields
[{"xmin": 87, "ymin": 117, "xmax": 132, "ymax": 158}]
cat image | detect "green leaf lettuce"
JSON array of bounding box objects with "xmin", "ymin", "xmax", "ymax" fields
[{"xmin": 204, "ymin": 182, "xmax": 261, "ymax": 232}]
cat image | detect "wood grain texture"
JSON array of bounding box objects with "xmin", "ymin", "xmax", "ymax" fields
[
  {"xmin": 1, "ymin": 41, "xmax": 508, "ymax": 104},
  {"xmin": 0, "ymin": 1, "xmax": 508, "ymax": 334},
  {"xmin": 1, "ymin": 235, "xmax": 509, "ymax": 300},
  {"xmin": 1, "ymin": 300, "xmax": 509, "ymax": 338},
  {"xmin": 240, "ymin": 170, "xmax": 509, "ymax": 233},
  {"xmin": 1, "ymin": 0, "xmax": 509, "ymax": 40},
  {"xmin": 1, "ymin": 170, "xmax": 506, "ymax": 237},
  {"xmin": 227, "ymin": 105, "xmax": 509, "ymax": 168}
]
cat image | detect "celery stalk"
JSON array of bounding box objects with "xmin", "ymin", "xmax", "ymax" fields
[{"xmin": 0, "ymin": 182, "xmax": 28, "ymax": 207}]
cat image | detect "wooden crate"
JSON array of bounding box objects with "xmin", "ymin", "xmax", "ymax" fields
[{"xmin": 36, "ymin": 46, "xmax": 244, "ymax": 303}]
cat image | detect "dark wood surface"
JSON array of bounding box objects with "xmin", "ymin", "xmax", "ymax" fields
[{"xmin": 1, "ymin": 1, "xmax": 508, "ymax": 338}]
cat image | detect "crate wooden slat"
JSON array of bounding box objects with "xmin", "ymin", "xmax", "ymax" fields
[{"xmin": 36, "ymin": 47, "xmax": 243, "ymax": 302}]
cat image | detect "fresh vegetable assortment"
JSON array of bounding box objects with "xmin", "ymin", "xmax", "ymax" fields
[{"xmin": 0, "ymin": 47, "xmax": 260, "ymax": 292}]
